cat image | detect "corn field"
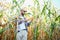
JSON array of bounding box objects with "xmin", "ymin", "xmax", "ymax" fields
[{"xmin": 0, "ymin": 0, "xmax": 60, "ymax": 40}]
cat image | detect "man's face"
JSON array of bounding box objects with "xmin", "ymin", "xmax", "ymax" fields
[{"xmin": 20, "ymin": 9, "xmax": 26, "ymax": 15}]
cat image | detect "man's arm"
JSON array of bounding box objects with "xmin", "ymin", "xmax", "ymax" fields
[
  {"xmin": 15, "ymin": 16, "xmax": 33, "ymax": 23},
  {"xmin": 25, "ymin": 17, "xmax": 33, "ymax": 26},
  {"xmin": 24, "ymin": 17, "xmax": 33, "ymax": 22}
]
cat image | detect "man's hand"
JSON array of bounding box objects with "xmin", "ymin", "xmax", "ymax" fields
[
  {"xmin": 15, "ymin": 16, "xmax": 18, "ymax": 19},
  {"xmin": 25, "ymin": 17, "xmax": 33, "ymax": 22}
]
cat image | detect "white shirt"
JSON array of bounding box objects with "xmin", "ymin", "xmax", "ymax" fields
[{"xmin": 16, "ymin": 16, "xmax": 26, "ymax": 31}]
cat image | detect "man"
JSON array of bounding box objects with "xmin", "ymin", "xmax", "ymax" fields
[{"xmin": 16, "ymin": 8, "xmax": 33, "ymax": 40}]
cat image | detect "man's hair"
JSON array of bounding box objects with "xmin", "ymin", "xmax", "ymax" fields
[
  {"xmin": 20, "ymin": 9, "xmax": 27, "ymax": 12},
  {"xmin": 20, "ymin": 9, "xmax": 27, "ymax": 16}
]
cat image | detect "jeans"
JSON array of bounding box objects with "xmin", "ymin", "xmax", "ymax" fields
[{"xmin": 16, "ymin": 30, "xmax": 27, "ymax": 40}]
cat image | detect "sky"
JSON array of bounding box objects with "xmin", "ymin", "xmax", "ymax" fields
[
  {"xmin": 52, "ymin": 0, "xmax": 60, "ymax": 9},
  {"xmin": 22, "ymin": 0, "xmax": 60, "ymax": 9},
  {"xmin": 0, "ymin": 0, "xmax": 60, "ymax": 9}
]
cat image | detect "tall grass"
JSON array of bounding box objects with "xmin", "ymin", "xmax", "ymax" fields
[{"xmin": 0, "ymin": 0, "xmax": 60, "ymax": 40}]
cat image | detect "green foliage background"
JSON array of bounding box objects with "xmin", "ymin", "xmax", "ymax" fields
[{"xmin": 0, "ymin": 0, "xmax": 60, "ymax": 40}]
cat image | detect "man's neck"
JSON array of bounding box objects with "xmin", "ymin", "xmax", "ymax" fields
[{"xmin": 21, "ymin": 15, "xmax": 24, "ymax": 17}]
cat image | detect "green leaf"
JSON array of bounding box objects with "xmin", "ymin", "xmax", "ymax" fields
[
  {"xmin": 0, "ymin": 14, "xmax": 3, "ymax": 18},
  {"xmin": 0, "ymin": 28, "xmax": 4, "ymax": 34},
  {"xmin": 9, "ymin": 24, "xmax": 13, "ymax": 28},
  {"xmin": 55, "ymin": 15, "xmax": 60, "ymax": 22}
]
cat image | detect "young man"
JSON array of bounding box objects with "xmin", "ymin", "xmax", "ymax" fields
[{"xmin": 16, "ymin": 9, "xmax": 33, "ymax": 40}]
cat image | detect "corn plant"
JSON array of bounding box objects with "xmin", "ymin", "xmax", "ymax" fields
[
  {"xmin": 0, "ymin": 0, "xmax": 60, "ymax": 40},
  {"xmin": 0, "ymin": 0, "xmax": 25, "ymax": 40}
]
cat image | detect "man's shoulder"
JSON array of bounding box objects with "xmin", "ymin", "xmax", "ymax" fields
[{"xmin": 18, "ymin": 16, "xmax": 24, "ymax": 18}]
